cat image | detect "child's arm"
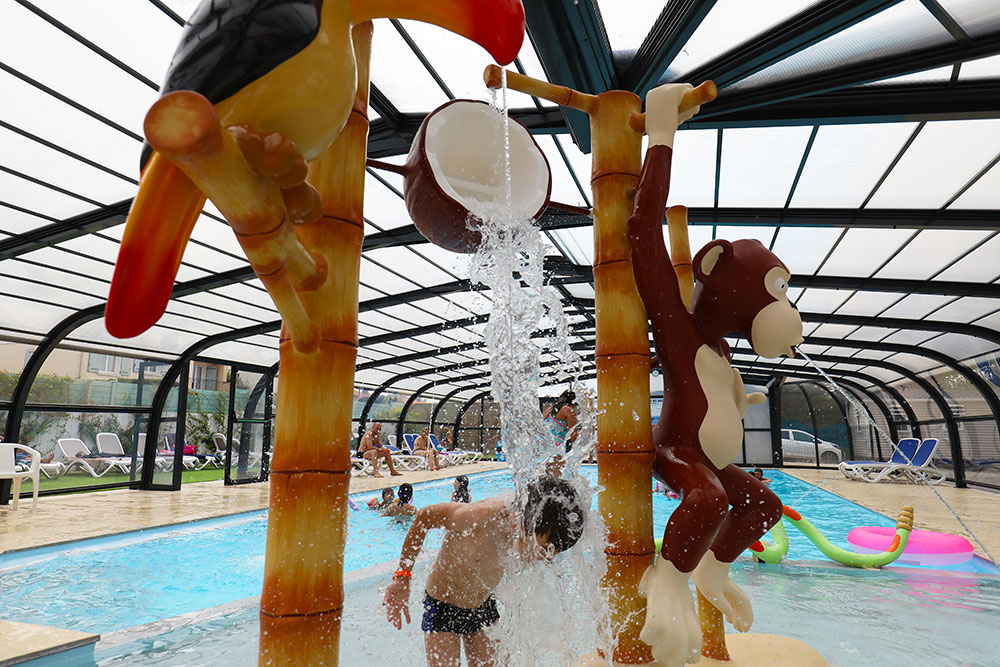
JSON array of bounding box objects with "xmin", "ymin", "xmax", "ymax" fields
[{"xmin": 383, "ymin": 503, "xmax": 463, "ymax": 628}]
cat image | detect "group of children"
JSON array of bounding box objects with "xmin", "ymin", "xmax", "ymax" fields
[{"xmin": 368, "ymin": 475, "xmax": 471, "ymax": 518}]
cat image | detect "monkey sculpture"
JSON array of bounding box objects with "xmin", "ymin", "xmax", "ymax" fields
[{"xmin": 626, "ymin": 84, "xmax": 804, "ymax": 666}]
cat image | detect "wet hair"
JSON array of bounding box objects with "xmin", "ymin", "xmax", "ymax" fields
[
  {"xmin": 549, "ymin": 389, "xmax": 576, "ymax": 414},
  {"xmin": 453, "ymin": 475, "xmax": 470, "ymax": 503},
  {"xmin": 522, "ymin": 477, "xmax": 585, "ymax": 553},
  {"xmin": 753, "ymin": 467, "xmax": 764, "ymax": 477},
  {"xmin": 381, "ymin": 488, "xmax": 395, "ymax": 501},
  {"xmin": 397, "ymin": 483, "xmax": 413, "ymax": 504}
]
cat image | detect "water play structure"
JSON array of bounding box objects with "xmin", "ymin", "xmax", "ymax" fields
[{"xmin": 24, "ymin": 1, "xmax": 987, "ymax": 666}]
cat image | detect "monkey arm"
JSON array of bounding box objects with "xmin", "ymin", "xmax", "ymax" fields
[{"xmin": 627, "ymin": 145, "xmax": 694, "ymax": 361}]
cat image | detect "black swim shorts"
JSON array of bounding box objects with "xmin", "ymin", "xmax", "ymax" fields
[{"xmin": 421, "ymin": 593, "xmax": 500, "ymax": 635}]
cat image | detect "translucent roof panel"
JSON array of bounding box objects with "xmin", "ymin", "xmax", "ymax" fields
[
  {"xmin": 718, "ymin": 126, "xmax": 813, "ymax": 208},
  {"xmin": 369, "ymin": 19, "xmax": 450, "ymax": 113},
  {"xmin": 934, "ymin": 234, "xmax": 1000, "ymax": 281},
  {"xmin": 938, "ymin": 0, "xmax": 1000, "ymax": 37},
  {"xmin": 817, "ymin": 228, "xmax": 917, "ymax": 277},
  {"xmin": 728, "ymin": 1, "xmax": 953, "ymax": 91},
  {"xmin": 858, "ymin": 65, "xmax": 953, "ymax": 86},
  {"xmin": 874, "ymin": 230, "xmax": 992, "ymax": 280},
  {"xmin": 595, "ymin": 0, "xmax": 664, "ymax": 56},
  {"xmin": 790, "ymin": 123, "xmax": 917, "ymax": 208},
  {"xmin": 958, "ymin": 53, "xmax": 1000, "ymax": 80},
  {"xmin": 867, "ymin": 119, "xmax": 1000, "ymax": 209},
  {"xmin": 664, "ymin": 0, "xmax": 811, "ymax": 79},
  {"xmin": 668, "ymin": 130, "xmax": 718, "ymax": 208},
  {"xmin": 949, "ymin": 160, "xmax": 1000, "ymax": 209}
]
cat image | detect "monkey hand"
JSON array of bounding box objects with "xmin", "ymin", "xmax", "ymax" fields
[
  {"xmin": 691, "ymin": 551, "xmax": 754, "ymax": 632},
  {"xmin": 645, "ymin": 83, "xmax": 698, "ymax": 149},
  {"xmin": 732, "ymin": 368, "xmax": 766, "ymax": 418},
  {"xmin": 637, "ymin": 558, "xmax": 701, "ymax": 666}
]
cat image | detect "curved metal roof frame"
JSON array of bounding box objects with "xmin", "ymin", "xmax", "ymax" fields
[{"xmin": 2, "ymin": 0, "xmax": 999, "ymax": 490}]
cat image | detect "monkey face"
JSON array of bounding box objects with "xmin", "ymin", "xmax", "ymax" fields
[
  {"xmin": 750, "ymin": 266, "xmax": 803, "ymax": 358},
  {"xmin": 692, "ymin": 239, "xmax": 803, "ymax": 357}
]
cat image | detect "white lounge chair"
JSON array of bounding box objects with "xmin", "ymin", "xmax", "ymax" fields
[
  {"xmin": 404, "ymin": 434, "xmax": 454, "ymax": 468},
  {"xmin": 1, "ymin": 443, "xmax": 40, "ymax": 510},
  {"xmin": 56, "ymin": 438, "xmax": 114, "ymax": 478},
  {"xmin": 95, "ymin": 433, "xmax": 136, "ymax": 475},
  {"xmin": 430, "ymin": 434, "xmax": 482, "ymax": 464},
  {"xmin": 162, "ymin": 433, "xmax": 204, "ymax": 470}
]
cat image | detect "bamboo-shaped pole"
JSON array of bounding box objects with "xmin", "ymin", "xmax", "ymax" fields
[
  {"xmin": 666, "ymin": 205, "xmax": 730, "ymax": 661},
  {"xmin": 255, "ymin": 21, "xmax": 372, "ymax": 667},
  {"xmin": 485, "ymin": 65, "xmax": 714, "ymax": 665}
]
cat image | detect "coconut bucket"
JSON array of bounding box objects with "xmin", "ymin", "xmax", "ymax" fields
[{"xmin": 370, "ymin": 99, "xmax": 552, "ymax": 253}]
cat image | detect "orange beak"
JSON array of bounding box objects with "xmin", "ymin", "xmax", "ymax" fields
[{"xmin": 352, "ymin": 0, "xmax": 525, "ymax": 65}]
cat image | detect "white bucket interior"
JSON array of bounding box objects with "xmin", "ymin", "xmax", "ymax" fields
[{"xmin": 424, "ymin": 102, "xmax": 549, "ymax": 221}]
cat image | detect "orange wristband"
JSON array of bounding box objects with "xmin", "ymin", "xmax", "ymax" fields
[{"xmin": 393, "ymin": 569, "xmax": 412, "ymax": 580}]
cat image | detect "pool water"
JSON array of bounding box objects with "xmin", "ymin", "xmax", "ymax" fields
[{"xmin": 2, "ymin": 468, "xmax": 998, "ymax": 666}]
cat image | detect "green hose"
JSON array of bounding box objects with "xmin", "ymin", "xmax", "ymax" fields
[
  {"xmin": 654, "ymin": 505, "xmax": 914, "ymax": 569},
  {"xmin": 775, "ymin": 504, "xmax": 914, "ymax": 568}
]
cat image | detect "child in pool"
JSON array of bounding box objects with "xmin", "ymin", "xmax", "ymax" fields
[
  {"xmin": 451, "ymin": 475, "xmax": 470, "ymax": 503},
  {"xmin": 753, "ymin": 467, "xmax": 772, "ymax": 485},
  {"xmin": 384, "ymin": 477, "xmax": 586, "ymax": 667},
  {"xmin": 382, "ymin": 483, "xmax": 417, "ymax": 518},
  {"xmin": 369, "ymin": 487, "xmax": 395, "ymax": 510}
]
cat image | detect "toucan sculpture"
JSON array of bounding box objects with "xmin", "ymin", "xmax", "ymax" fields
[
  {"xmin": 106, "ymin": 0, "xmax": 524, "ymax": 339},
  {"xmin": 103, "ymin": 2, "xmax": 524, "ymax": 665}
]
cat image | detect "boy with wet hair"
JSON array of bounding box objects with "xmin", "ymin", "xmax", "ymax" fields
[{"xmin": 383, "ymin": 476, "xmax": 586, "ymax": 667}]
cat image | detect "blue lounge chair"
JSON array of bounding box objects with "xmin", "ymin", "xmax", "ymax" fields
[{"xmin": 838, "ymin": 438, "xmax": 944, "ymax": 484}]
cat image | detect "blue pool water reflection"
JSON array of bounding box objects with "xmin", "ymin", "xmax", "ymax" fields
[{"xmin": 1, "ymin": 467, "xmax": 996, "ymax": 655}]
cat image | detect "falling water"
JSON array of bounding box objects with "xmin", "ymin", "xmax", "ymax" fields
[
  {"xmin": 462, "ymin": 73, "xmax": 612, "ymax": 663},
  {"xmin": 798, "ymin": 348, "xmax": 997, "ymax": 565}
]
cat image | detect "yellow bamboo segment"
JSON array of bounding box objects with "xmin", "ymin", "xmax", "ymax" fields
[
  {"xmin": 666, "ymin": 205, "xmax": 694, "ymax": 310},
  {"xmin": 698, "ymin": 588, "xmax": 731, "ymax": 661},
  {"xmin": 483, "ymin": 64, "xmax": 596, "ymax": 112},
  {"xmin": 257, "ymin": 21, "xmax": 372, "ymax": 667},
  {"xmin": 589, "ymin": 90, "xmax": 655, "ymax": 666},
  {"xmin": 143, "ymin": 90, "xmax": 321, "ymax": 352},
  {"xmin": 666, "ymin": 205, "xmax": 729, "ymax": 659}
]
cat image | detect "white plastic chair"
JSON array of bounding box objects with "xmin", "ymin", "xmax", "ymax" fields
[{"xmin": 1, "ymin": 443, "xmax": 40, "ymax": 510}]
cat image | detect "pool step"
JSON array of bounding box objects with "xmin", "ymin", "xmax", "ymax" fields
[{"xmin": 0, "ymin": 620, "xmax": 99, "ymax": 667}]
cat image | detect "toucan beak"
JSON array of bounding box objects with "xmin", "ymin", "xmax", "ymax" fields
[{"xmin": 352, "ymin": 0, "xmax": 525, "ymax": 65}]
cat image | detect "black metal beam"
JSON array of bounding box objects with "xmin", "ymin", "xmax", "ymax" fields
[
  {"xmin": 0, "ymin": 200, "xmax": 130, "ymax": 260},
  {"xmin": 679, "ymin": 0, "xmax": 903, "ymax": 89},
  {"xmin": 523, "ymin": 0, "xmax": 615, "ymax": 152},
  {"xmin": 803, "ymin": 312, "xmax": 1000, "ymax": 347},
  {"xmin": 807, "ymin": 335, "xmax": 1000, "ymax": 434},
  {"xmin": 794, "ymin": 275, "xmax": 1000, "ymax": 299},
  {"xmin": 539, "ymin": 205, "xmax": 1000, "ymax": 231},
  {"xmin": 686, "ymin": 80, "xmax": 1000, "ymax": 128},
  {"xmin": 620, "ymin": 0, "xmax": 720, "ymax": 97},
  {"xmin": 698, "ymin": 29, "xmax": 1000, "ymax": 120}
]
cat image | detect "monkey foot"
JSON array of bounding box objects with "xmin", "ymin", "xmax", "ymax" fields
[
  {"xmin": 228, "ymin": 124, "xmax": 322, "ymax": 225},
  {"xmin": 691, "ymin": 551, "xmax": 754, "ymax": 632},
  {"xmin": 637, "ymin": 559, "xmax": 700, "ymax": 666}
]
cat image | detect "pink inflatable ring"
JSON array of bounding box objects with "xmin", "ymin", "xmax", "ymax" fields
[{"xmin": 848, "ymin": 526, "xmax": 974, "ymax": 567}]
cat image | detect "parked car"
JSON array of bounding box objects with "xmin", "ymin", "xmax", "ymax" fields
[{"xmin": 780, "ymin": 429, "xmax": 844, "ymax": 464}]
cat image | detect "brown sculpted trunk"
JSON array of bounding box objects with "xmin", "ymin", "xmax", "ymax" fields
[{"xmin": 258, "ymin": 22, "xmax": 372, "ymax": 667}]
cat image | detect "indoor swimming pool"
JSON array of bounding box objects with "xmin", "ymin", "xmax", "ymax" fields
[{"xmin": 2, "ymin": 469, "xmax": 998, "ymax": 665}]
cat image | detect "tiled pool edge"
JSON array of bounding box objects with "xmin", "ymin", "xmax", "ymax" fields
[{"xmin": 0, "ymin": 620, "xmax": 98, "ymax": 667}]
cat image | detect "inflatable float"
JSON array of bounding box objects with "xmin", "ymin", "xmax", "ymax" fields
[{"xmin": 848, "ymin": 526, "xmax": 974, "ymax": 567}]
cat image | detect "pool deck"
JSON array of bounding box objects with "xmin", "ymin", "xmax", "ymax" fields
[
  {"xmin": 0, "ymin": 461, "xmax": 508, "ymax": 555},
  {"xmin": 1, "ymin": 464, "xmax": 997, "ymax": 562}
]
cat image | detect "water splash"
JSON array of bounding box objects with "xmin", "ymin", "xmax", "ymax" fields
[{"xmin": 462, "ymin": 73, "xmax": 611, "ymax": 662}]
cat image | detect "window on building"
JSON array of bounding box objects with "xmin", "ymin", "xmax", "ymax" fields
[
  {"xmin": 191, "ymin": 364, "xmax": 218, "ymax": 391},
  {"xmin": 89, "ymin": 353, "xmax": 119, "ymax": 375}
]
